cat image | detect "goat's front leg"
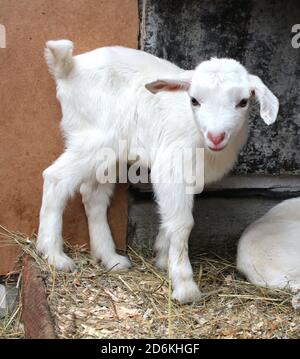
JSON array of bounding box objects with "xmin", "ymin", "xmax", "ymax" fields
[
  {"xmin": 80, "ymin": 181, "xmax": 131, "ymax": 271},
  {"xmin": 37, "ymin": 152, "xmax": 88, "ymax": 271},
  {"xmin": 152, "ymin": 180, "xmax": 201, "ymax": 304}
]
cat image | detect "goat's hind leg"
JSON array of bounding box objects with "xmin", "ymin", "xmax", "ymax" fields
[
  {"xmin": 80, "ymin": 181, "xmax": 131, "ymax": 271},
  {"xmin": 154, "ymin": 228, "xmax": 169, "ymax": 271},
  {"xmin": 37, "ymin": 152, "xmax": 85, "ymax": 271}
]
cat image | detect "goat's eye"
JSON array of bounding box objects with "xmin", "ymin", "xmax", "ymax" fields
[
  {"xmin": 237, "ymin": 98, "xmax": 249, "ymax": 108},
  {"xmin": 191, "ymin": 97, "xmax": 200, "ymax": 106}
]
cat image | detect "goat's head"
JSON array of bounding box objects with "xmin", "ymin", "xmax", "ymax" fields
[{"xmin": 145, "ymin": 58, "xmax": 279, "ymax": 152}]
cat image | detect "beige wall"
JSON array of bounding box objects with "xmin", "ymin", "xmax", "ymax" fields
[{"xmin": 0, "ymin": 0, "xmax": 139, "ymax": 274}]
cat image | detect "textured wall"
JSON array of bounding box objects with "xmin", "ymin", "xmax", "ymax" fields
[{"xmin": 141, "ymin": 0, "xmax": 300, "ymax": 175}]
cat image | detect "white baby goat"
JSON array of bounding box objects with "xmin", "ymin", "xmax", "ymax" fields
[
  {"xmin": 237, "ymin": 198, "xmax": 300, "ymax": 291},
  {"xmin": 37, "ymin": 40, "xmax": 279, "ymax": 303}
]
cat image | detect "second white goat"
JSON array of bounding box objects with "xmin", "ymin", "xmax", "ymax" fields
[
  {"xmin": 237, "ymin": 197, "xmax": 300, "ymax": 291},
  {"xmin": 37, "ymin": 40, "xmax": 279, "ymax": 303}
]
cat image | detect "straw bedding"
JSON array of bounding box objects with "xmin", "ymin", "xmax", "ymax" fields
[{"xmin": 1, "ymin": 228, "xmax": 299, "ymax": 339}]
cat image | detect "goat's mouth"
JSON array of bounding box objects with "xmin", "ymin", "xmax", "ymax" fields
[
  {"xmin": 204, "ymin": 131, "xmax": 230, "ymax": 153},
  {"xmin": 207, "ymin": 144, "xmax": 227, "ymax": 152}
]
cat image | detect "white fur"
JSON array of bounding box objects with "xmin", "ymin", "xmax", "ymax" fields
[
  {"xmin": 37, "ymin": 40, "xmax": 279, "ymax": 303},
  {"xmin": 237, "ymin": 198, "xmax": 300, "ymax": 291}
]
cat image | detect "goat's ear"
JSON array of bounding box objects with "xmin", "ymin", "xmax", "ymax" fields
[
  {"xmin": 249, "ymin": 75, "xmax": 279, "ymax": 125},
  {"xmin": 145, "ymin": 70, "xmax": 194, "ymax": 94}
]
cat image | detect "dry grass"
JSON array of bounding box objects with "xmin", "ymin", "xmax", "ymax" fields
[{"xmin": 1, "ymin": 227, "xmax": 300, "ymax": 339}]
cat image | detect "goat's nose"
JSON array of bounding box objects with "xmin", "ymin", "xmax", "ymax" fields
[{"xmin": 207, "ymin": 132, "xmax": 226, "ymax": 146}]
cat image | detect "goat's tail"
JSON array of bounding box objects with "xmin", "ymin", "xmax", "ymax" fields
[{"xmin": 44, "ymin": 39, "xmax": 74, "ymax": 79}]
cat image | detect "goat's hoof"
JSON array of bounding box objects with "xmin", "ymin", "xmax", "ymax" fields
[
  {"xmin": 46, "ymin": 252, "xmax": 76, "ymax": 272},
  {"xmin": 171, "ymin": 281, "xmax": 202, "ymax": 304},
  {"xmin": 105, "ymin": 254, "xmax": 132, "ymax": 271}
]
